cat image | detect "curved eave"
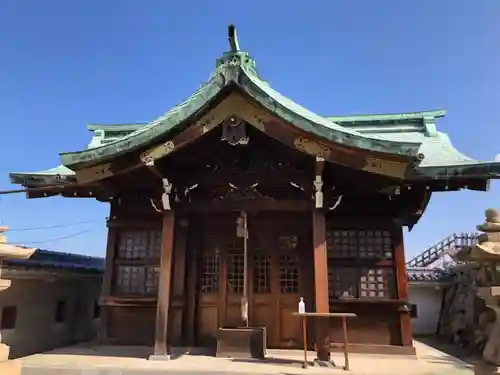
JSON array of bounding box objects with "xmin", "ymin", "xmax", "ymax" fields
[
  {"xmin": 60, "ymin": 73, "xmax": 227, "ymax": 169},
  {"xmin": 10, "ymin": 166, "xmax": 77, "ymax": 188},
  {"xmin": 59, "ymin": 59, "xmax": 422, "ymax": 170},
  {"xmin": 238, "ymin": 66, "xmax": 421, "ymax": 159},
  {"xmin": 87, "ymin": 123, "xmax": 148, "ymax": 132},
  {"xmin": 327, "ymin": 109, "xmax": 447, "ymax": 124},
  {"xmin": 414, "ymin": 161, "xmax": 500, "ymax": 180}
]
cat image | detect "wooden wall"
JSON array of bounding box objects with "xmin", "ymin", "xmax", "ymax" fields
[
  {"xmin": 100, "ymin": 198, "xmax": 411, "ymax": 351},
  {"xmin": 325, "ymin": 218, "xmax": 410, "ymax": 348}
]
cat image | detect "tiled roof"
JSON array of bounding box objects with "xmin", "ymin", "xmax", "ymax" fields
[
  {"xmin": 4, "ymin": 248, "xmax": 104, "ymax": 274},
  {"xmin": 407, "ymin": 267, "xmax": 450, "ymax": 282}
]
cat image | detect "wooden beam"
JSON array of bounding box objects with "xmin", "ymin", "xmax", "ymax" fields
[
  {"xmin": 99, "ymin": 296, "xmax": 157, "ymax": 307},
  {"xmin": 150, "ymin": 212, "xmax": 175, "ymax": 360},
  {"xmin": 175, "ymin": 199, "xmax": 312, "ymax": 213},
  {"xmin": 107, "ymin": 219, "xmax": 161, "ymax": 229},
  {"xmin": 173, "ymin": 169, "xmax": 311, "ymax": 187},
  {"xmin": 393, "ymin": 225, "xmax": 413, "ymax": 347},
  {"xmin": 312, "ymin": 209, "xmax": 330, "ymax": 361}
]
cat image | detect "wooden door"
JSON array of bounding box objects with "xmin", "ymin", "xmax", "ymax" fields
[
  {"xmin": 248, "ymin": 221, "xmax": 275, "ymax": 345},
  {"xmin": 196, "ymin": 212, "xmax": 313, "ymax": 348},
  {"xmin": 196, "ymin": 217, "xmax": 223, "ymax": 346},
  {"xmin": 249, "ymin": 213, "xmax": 313, "ymax": 348},
  {"xmin": 196, "ymin": 213, "xmax": 244, "ymax": 345}
]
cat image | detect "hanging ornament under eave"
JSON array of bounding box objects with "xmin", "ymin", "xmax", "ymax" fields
[
  {"xmin": 161, "ymin": 178, "xmax": 172, "ymax": 211},
  {"xmin": 221, "ymin": 116, "xmax": 249, "ymax": 146}
]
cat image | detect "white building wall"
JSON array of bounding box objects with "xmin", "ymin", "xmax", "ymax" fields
[
  {"xmin": 0, "ymin": 276, "xmax": 102, "ymax": 358},
  {"xmin": 408, "ymin": 284, "xmax": 443, "ymax": 336}
]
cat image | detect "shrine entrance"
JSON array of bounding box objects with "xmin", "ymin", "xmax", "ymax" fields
[{"xmin": 195, "ymin": 212, "xmax": 313, "ymax": 349}]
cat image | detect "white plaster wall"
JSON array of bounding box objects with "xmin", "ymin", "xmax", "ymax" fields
[
  {"xmin": 408, "ymin": 285, "xmax": 443, "ymax": 336},
  {"xmin": 0, "ymin": 277, "xmax": 102, "ymax": 358}
]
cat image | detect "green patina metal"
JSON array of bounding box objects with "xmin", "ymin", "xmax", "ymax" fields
[
  {"xmin": 10, "ymin": 165, "xmax": 77, "ymax": 188},
  {"xmin": 9, "ymin": 25, "xmax": 500, "ymax": 187},
  {"xmin": 327, "ymin": 109, "xmax": 446, "ymax": 124},
  {"xmin": 58, "ymin": 25, "xmax": 422, "ymax": 169}
]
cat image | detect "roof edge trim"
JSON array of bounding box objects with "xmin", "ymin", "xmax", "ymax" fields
[
  {"xmin": 87, "ymin": 123, "xmax": 149, "ymax": 131},
  {"xmin": 327, "ymin": 109, "xmax": 447, "ymax": 123},
  {"xmin": 239, "ymin": 67, "xmax": 422, "ymax": 158}
]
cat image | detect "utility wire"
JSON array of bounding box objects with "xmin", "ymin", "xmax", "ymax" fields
[
  {"xmin": 10, "ymin": 226, "xmax": 99, "ymax": 246},
  {"xmin": 7, "ymin": 219, "xmax": 100, "ymax": 232}
]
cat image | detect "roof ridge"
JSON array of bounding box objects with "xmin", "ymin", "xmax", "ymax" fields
[
  {"xmin": 326, "ymin": 109, "xmax": 446, "ymax": 122},
  {"xmin": 87, "ymin": 123, "xmax": 148, "ymax": 130}
]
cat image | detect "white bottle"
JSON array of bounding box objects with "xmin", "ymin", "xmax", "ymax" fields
[{"xmin": 298, "ymin": 297, "xmax": 305, "ymax": 314}]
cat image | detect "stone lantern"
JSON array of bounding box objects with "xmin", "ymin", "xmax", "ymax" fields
[
  {"xmin": 0, "ymin": 226, "xmax": 35, "ymax": 367},
  {"xmin": 453, "ymin": 209, "xmax": 500, "ymax": 375}
]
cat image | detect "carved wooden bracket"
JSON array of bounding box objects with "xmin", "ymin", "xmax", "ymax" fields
[
  {"xmin": 142, "ymin": 160, "xmax": 173, "ymax": 212},
  {"xmin": 161, "ymin": 178, "xmax": 173, "ymax": 211},
  {"xmin": 314, "ymin": 157, "xmax": 325, "ymax": 209},
  {"xmin": 221, "ymin": 116, "xmax": 249, "ymax": 146}
]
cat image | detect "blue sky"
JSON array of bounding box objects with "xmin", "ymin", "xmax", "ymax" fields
[{"xmin": 0, "ymin": 1, "xmax": 499, "ymax": 259}]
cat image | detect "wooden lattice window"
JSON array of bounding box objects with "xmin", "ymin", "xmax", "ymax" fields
[
  {"xmin": 114, "ymin": 266, "xmax": 159, "ymax": 296},
  {"xmin": 279, "ymin": 253, "xmax": 299, "ymax": 293},
  {"xmin": 326, "ymin": 229, "xmax": 393, "ymax": 259},
  {"xmin": 359, "ymin": 267, "xmax": 395, "ymax": 299},
  {"xmin": 145, "ymin": 266, "xmax": 160, "ymax": 295},
  {"xmin": 253, "ymin": 253, "xmax": 271, "ymax": 293},
  {"xmin": 116, "ymin": 230, "xmax": 162, "ymax": 259},
  {"xmin": 328, "ymin": 267, "xmax": 358, "ymax": 299},
  {"xmin": 200, "ymin": 251, "xmax": 220, "ymax": 293},
  {"xmin": 328, "ymin": 267, "xmax": 396, "ymax": 300},
  {"xmin": 227, "ymin": 242, "xmax": 244, "ymax": 294}
]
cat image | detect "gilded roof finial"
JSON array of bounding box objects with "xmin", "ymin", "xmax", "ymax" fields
[{"xmin": 228, "ymin": 24, "xmax": 240, "ymax": 53}]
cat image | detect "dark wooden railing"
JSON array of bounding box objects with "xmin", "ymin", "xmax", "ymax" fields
[{"xmin": 406, "ymin": 232, "xmax": 478, "ymax": 268}]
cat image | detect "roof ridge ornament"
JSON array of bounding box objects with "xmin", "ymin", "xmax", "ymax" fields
[
  {"xmin": 214, "ymin": 25, "xmax": 261, "ymax": 81},
  {"xmin": 228, "ymin": 24, "xmax": 240, "ymax": 53}
]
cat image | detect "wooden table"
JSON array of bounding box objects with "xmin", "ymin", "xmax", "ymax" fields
[{"xmin": 293, "ymin": 312, "xmax": 357, "ymax": 371}]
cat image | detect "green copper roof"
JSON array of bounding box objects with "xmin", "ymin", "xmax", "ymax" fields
[
  {"xmin": 10, "ymin": 165, "xmax": 76, "ymax": 187},
  {"xmin": 10, "ymin": 110, "xmax": 500, "ymax": 187},
  {"xmin": 327, "ymin": 109, "xmax": 446, "ymax": 123},
  {"xmin": 59, "ymin": 26, "xmax": 422, "ymax": 169},
  {"xmin": 9, "ymin": 25, "xmax": 500, "ymax": 187}
]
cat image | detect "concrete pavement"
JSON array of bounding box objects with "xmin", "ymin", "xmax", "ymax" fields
[
  {"xmin": 16, "ymin": 340, "xmax": 474, "ymax": 375},
  {"xmin": 21, "ymin": 370, "xmax": 266, "ymax": 375}
]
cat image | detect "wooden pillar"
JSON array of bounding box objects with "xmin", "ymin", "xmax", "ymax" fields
[
  {"xmin": 98, "ymin": 217, "xmax": 118, "ymax": 342},
  {"xmin": 313, "ymin": 157, "xmax": 330, "ymax": 362},
  {"xmin": 313, "ymin": 209, "xmax": 330, "ymax": 361},
  {"xmin": 393, "ymin": 224, "xmax": 413, "ymax": 347},
  {"xmin": 150, "ymin": 211, "xmax": 175, "ymax": 360}
]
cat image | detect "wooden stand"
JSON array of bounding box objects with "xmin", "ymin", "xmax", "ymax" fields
[
  {"xmin": 216, "ymin": 327, "xmax": 267, "ymax": 359},
  {"xmin": 293, "ymin": 312, "xmax": 356, "ymax": 371}
]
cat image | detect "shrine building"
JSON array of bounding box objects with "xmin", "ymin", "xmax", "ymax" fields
[{"xmin": 8, "ymin": 26, "xmax": 500, "ymax": 359}]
